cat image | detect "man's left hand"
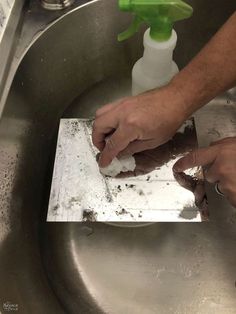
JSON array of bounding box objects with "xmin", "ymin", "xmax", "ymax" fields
[{"xmin": 173, "ymin": 137, "xmax": 236, "ymax": 207}]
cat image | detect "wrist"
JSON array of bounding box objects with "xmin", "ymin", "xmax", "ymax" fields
[
  {"xmin": 153, "ymin": 83, "xmax": 192, "ymax": 125},
  {"xmin": 168, "ymin": 77, "xmax": 197, "ymax": 119}
]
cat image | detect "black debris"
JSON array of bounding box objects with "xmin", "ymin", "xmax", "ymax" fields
[{"xmin": 82, "ymin": 210, "xmax": 98, "ymax": 222}]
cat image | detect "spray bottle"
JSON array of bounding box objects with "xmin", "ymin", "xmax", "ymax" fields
[{"xmin": 118, "ymin": 0, "xmax": 193, "ymax": 96}]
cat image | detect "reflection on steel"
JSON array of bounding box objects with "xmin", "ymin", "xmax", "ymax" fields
[{"xmin": 41, "ymin": 0, "xmax": 74, "ymax": 10}]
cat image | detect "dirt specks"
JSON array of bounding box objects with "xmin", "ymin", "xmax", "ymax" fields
[
  {"xmin": 138, "ymin": 211, "xmax": 143, "ymax": 218},
  {"xmin": 125, "ymin": 184, "xmax": 136, "ymax": 189},
  {"xmin": 138, "ymin": 189, "xmax": 144, "ymax": 196},
  {"xmin": 52, "ymin": 205, "xmax": 59, "ymax": 211},
  {"xmin": 115, "ymin": 208, "xmax": 129, "ymax": 216},
  {"xmin": 82, "ymin": 210, "xmax": 98, "ymax": 222}
]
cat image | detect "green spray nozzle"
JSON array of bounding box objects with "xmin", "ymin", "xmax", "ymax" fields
[{"xmin": 118, "ymin": 0, "xmax": 193, "ymax": 42}]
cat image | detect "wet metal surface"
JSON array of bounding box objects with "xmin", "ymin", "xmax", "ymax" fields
[{"xmin": 48, "ymin": 118, "xmax": 207, "ymax": 222}]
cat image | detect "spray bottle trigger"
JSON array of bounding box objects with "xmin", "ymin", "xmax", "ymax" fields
[{"xmin": 118, "ymin": 15, "xmax": 143, "ymax": 42}]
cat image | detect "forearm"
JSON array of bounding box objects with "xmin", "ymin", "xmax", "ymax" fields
[{"xmin": 170, "ymin": 12, "xmax": 236, "ymax": 117}]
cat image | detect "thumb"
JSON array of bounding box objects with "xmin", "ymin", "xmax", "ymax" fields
[
  {"xmin": 173, "ymin": 146, "xmax": 218, "ymax": 173},
  {"xmin": 99, "ymin": 126, "xmax": 137, "ymax": 167}
]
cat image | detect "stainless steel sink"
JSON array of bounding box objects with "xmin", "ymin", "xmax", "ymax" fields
[{"xmin": 0, "ymin": 1, "xmax": 236, "ymax": 313}]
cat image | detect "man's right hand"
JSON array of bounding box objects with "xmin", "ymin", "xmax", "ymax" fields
[
  {"xmin": 92, "ymin": 12, "xmax": 236, "ymax": 168},
  {"xmin": 92, "ymin": 84, "xmax": 190, "ymax": 168}
]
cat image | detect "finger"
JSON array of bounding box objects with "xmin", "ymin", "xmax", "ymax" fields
[
  {"xmin": 92, "ymin": 112, "xmax": 119, "ymax": 151},
  {"xmin": 99, "ymin": 126, "xmax": 137, "ymax": 167},
  {"xmin": 173, "ymin": 146, "xmax": 218, "ymax": 172},
  {"xmin": 92, "ymin": 125, "xmax": 114, "ymax": 151},
  {"xmin": 118, "ymin": 139, "xmax": 159, "ymax": 157},
  {"xmin": 210, "ymin": 137, "xmax": 235, "ymax": 146}
]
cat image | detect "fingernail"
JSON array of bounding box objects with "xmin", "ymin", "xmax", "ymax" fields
[{"xmin": 99, "ymin": 156, "xmax": 109, "ymax": 168}]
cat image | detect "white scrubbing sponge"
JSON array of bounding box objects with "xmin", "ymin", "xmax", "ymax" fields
[{"xmin": 100, "ymin": 156, "xmax": 136, "ymax": 177}]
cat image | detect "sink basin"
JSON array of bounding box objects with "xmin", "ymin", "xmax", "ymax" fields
[{"xmin": 0, "ymin": 0, "xmax": 236, "ymax": 313}]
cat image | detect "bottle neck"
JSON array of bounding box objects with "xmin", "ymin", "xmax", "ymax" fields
[{"xmin": 141, "ymin": 28, "xmax": 177, "ymax": 79}]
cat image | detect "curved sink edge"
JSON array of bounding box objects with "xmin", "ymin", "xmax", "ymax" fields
[{"xmin": 0, "ymin": 0, "xmax": 97, "ymax": 117}]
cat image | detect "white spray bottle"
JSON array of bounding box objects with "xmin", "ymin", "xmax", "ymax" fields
[{"xmin": 118, "ymin": 0, "xmax": 193, "ymax": 96}]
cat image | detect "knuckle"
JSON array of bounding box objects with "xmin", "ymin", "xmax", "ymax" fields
[
  {"xmin": 106, "ymin": 137, "xmax": 116, "ymax": 151},
  {"xmin": 124, "ymin": 115, "xmax": 139, "ymax": 128},
  {"xmin": 95, "ymin": 108, "xmax": 102, "ymax": 117}
]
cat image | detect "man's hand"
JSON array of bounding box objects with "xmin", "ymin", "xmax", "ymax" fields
[
  {"xmin": 173, "ymin": 137, "xmax": 236, "ymax": 207},
  {"xmin": 92, "ymin": 85, "xmax": 189, "ymax": 167},
  {"xmin": 92, "ymin": 13, "xmax": 236, "ymax": 168}
]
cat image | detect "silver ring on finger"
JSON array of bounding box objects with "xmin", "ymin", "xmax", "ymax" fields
[{"xmin": 215, "ymin": 182, "xmax": 224, "ymax": 196}]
